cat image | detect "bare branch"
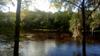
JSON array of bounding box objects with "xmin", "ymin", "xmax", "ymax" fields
[
  {"xmin": 66, "ymin": 0, "xmax": 81, "ymax": 9},
  {"xmin": 87, "ymin": 1, "xmax": 100, "ymax": 19}
]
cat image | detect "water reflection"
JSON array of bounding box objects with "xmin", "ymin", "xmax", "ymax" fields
[
  {"xmin": 0, "ymin": 42, "xmax": 13, "ymax": 56},
  {"xmin": 20, "ymin": 41, "xmax": 45, "ymax": 56},
  {"xmin": 47, "ymin": 41, "xmax": 82, "ymax": 56},
  {"xmin": 0, "ymin": 40, "xmax": 100, "ymax": 56},
  {"xmin": 19, "ymin": 40, "xmax": 56, "ymax": 56}
]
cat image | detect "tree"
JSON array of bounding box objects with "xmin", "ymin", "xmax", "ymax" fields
[
  {"xmin": 51, "ymin": 0, "xmax": 100, "ymax": 56},
  {"xmin": 50, "ymin": 0, "xmax": 80, "ymax": 12},
  {"xmin": 81, "ymin": 0, "xmax": 86, "ymax": 55},
  {"xmin": 53, "ymin": 11, "xmax": 71, "ymax": 31},
  {"xmin": 50, "ymin": 0, "xmax": 100, "ymax": 37},
  {"xmin": 14, "ymin": 0, "xmax": 21, "ymax": 56},
  {"xmin": 21, "ymin": 0, "xmax": 32, "ymax": 10},
  {"xmin": 69, "ymin": 13, "xmax": 82, "ymax": 38},
  {"xmin": 0, "ymin": 12, "xmax": 15, "ymax": 40},
  {"xmin": 89, "ymin": 12, "xmax": 100, "ymax": 36}
]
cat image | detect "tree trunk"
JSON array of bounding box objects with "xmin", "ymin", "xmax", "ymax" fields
[
  {"xmin": 81, "ymin": 0, "xmax": 86, "ymax": 56},
  {"xmin": 14, "ymin": 0, "xmax": 21, "ymax": 56}
]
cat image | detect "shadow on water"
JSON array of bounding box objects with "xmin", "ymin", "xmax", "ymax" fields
[{"xmin": 0, "ymin": 33, "xmax": 100, "ymax": 56}]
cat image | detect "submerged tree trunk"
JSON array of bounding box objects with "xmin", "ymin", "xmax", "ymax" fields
[
  {"xmin": 14, "ymin": 0, "xmax": 21, "ymax": 56},
  {"xmin": 81, "ymin": 0, "xmax": 86, "ymax": 56}
]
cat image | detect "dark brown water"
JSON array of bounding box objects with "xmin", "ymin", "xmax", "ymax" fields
[{"xmin": 0, "ymin": 33, "xmax": 100, "ymax": 56}]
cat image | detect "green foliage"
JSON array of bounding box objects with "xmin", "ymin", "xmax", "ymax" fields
[
  {"xmin": 22, "ymin": 11, "xmax": 71, "ymax": 32},
  {"xmin": 0, "ymin": 4, "xmax": 100, "ymax": 40},
  {"xmin": 89, "ymin": 13, "xmax": 100, "ymax": 31},
  {"xmin": 53, "ymin": 11, "xmax": 71, "ymax": 31},
  {"xmin": 0, "ymin": 0, "xmax": 100, "ymax": 41},
  {"xmin": 22, "ymin": 11, "xmax": 49, "ymax": 30},
  {"xmin": 69, "ymin": 13, "xmax": 81, "ymax": 32},
  {"xmin": 69, "ymin": 12, "xmax": 82, "ymax": 37},
  {"xmin": 0, "ymin": 12, "xmax": 15, "ymax": 40}
]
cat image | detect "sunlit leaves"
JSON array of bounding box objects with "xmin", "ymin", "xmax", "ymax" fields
[{"xmin": 90, "ymin": 13, "xmax": 100, "ymax": 31}]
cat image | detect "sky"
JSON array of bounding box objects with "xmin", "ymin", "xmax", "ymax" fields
[{"xmin": 3, "ymin": 0, "xmax": 57, "ymax": 13}]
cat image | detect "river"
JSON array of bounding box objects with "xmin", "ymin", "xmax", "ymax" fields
[{"xmin": 0, "ymin": 39, "xmax": 100, "ymax": 56}]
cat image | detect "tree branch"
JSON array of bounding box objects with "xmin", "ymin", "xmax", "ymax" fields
[
  {"xmin": 87, "ymin": 1, "xmax": 100, "ymax": 19},
  {"xmin": 66, "ymin": 0, "xmax": 81, "ymax": 9}
]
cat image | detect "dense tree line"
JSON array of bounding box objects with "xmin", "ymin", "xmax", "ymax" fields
[
  {"xmin": 22, "ymin": 10, "xmax": 71, "ymax": 32},
  {"xmin": 0, "ymin": 0, "xmax": 99, "ymax": 39},
  {"xmin": 0, "ymin": 10, "xmax": 100, "ymax": 38},
  {"xmin": 0, "ymin": 11, "xmax": 15, "ymax": 40}
]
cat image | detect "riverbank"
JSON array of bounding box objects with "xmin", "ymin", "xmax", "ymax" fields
[{"xmin": 20, "ymin": 32, "xmax": 100, "ymax": 43}]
